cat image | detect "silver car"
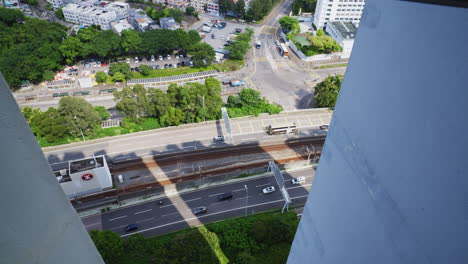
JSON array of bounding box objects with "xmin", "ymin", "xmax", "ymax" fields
[{"xmin": 262, "ymin": 186, "xmax": 276, "ymax": 194}]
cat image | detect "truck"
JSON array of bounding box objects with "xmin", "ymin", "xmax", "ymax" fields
[{"xmin": 230, "ymin": 80, "xmax": 245, "ymax": 87}]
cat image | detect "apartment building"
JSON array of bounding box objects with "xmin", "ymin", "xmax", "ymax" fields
[
  {"xmin": 63, "ymin": 4, "xmax": 117, "ymax": 30},
  {"xmin": 47, "ymin": 0, "xmax": 64, "ymax": 10},
  {"xmin": 313, "ymin": 0, "xmax": 366, "ymax": 29}
]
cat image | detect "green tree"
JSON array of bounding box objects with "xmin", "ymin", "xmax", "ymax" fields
[
  {"xmin": 89, "ymin": 230, "xmax": 124, "ymax": 264},
  {"xmin": 313, "ymin": 74, "xmax": 343, "ymax": 108},
  {"xmin": 160, "ymin": 107, "xmax": 184, "ymax": 126},
  {"xmin": 185, "ymin": 6, "xmax": 195, "ymax": 16},
  {"xmin": 139, "ymin": 64, "xmax": 151, "ymax": 76},
  {"xmin": 168, "ymin": 8, "xmax": 184, "ymax": 23},
  {"xmin": 42, "ymin": 70, "xmax": 55, "ymax": 81},
  {"xmin": 189, "ymin": 42, "xmax": 215, "ymax": 67},
  {"xmin": 109, "ymin": 62, "xmax": 132, "ymax": 80},
  {"xmin": 55, "ymin": 7, "xmax": 64, "ymax": 19},
  {"xmin": 148, "ymin": 88, "xmax": 171, "ymax": 117},
  {"xmin": 95, "ymin": 71, "xmax": 107, "ymax": 83},
  {"xmin": 29, "ymin": 108, "xmax": 68, "ymax": 142},
  {"xmin": 94, "ymin": 106, "xmax": 110, "ymax": 120},
  {"xmin": 60, "ymin": 36, "xmax": 82, "ymax": 64},
  {"xmin": 58, "ymin": 97, "xmax": 101, "ymax": 137},
  {"xmin": 235, "ymin": 0, "xmax": 246, "ymax": 17},
  {"xmin": 112, "ymin": 72, "xmax": 126, "ymax": 82},
  {"xmin": 279, "ymin": 16, "xmax": 300, "ymax": 33},
  {"xmin": 114, "ymin": 85, "xmax": 151, "ymax": 121},
  {"xmin": 316, "ymin": 28, "xmax": 325, "ymax": 36},
  {"xmin": 121, "ymin": 29, "xmax": 142, "ymax": 52},
  {"xmin": 0, "ymin": 7, "xmax": 25, "ymax": 26}
]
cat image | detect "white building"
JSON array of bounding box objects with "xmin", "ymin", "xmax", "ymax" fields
[
  {"xmin": 62, "ymin": 2, "xmax": 130, "ymax": 30},
  {"xmin": 47, "ymin": 0, "xmax": 63, "ymax": 10},
  {"xmin": 313, "ymin": 0, "xmax": 366, "ymax": 29},
  {"xmin": 160, "ymin": 16, "xmax": 180, "ymax": 30},
  {"xmin": 111, "ymin": 18, "xmax": 134, "ymax": 35},
  {"xmin": 325, "ymin": 21, "xmax": 356, "ymax": 55},
  {"xmin": 55, "ymin": 155, "xmax": 113, "ymax": 199},
  {"xmin": 128, "ymin": 9, "xmax": 159, "ymax": 32}
]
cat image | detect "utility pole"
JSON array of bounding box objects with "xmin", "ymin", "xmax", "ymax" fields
[
  {"xmin": 202, "ymin": 95, "xmax": 206, "ymax": 122},
  {"xmin": 244, "ymin": 184, "xmax": 248, "ymax": 217}
]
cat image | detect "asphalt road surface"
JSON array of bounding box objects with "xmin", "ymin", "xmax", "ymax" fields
[
  {"xmin": 43, "ymin": 109, "xmax": 332, "ymax": 170},
  {"xmin": 81, "ymin": 167, "xmax": 315, "ymax": 237}
]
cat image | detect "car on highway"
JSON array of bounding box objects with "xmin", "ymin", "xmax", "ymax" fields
[
  {"xmin": 320, "ymin": 125, "xmax": 329, "ymax": 130},
  {"xmin": 213, "ymin": 135, "xmax": 224, "ymax": 142},
  {"xmin": 218, "ymin": 192, "xmax": 233, "ymax": 201},
  {"xmin": 124, "ymin": 224, "xmax": 138, "ymax": 232},
  {"xmin": 263, "ymin": 186, "xmax": 276, "ymax": 194},
  {"xmin": 292, "ymin": 176, "xmax": 306, "ymax": 184},
  {"xmin": 192, "ymin": 206, "xmax": 208, "ymax": 215}
]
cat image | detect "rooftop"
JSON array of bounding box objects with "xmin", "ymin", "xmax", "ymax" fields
[
  {"xmin": 69, "ymin": 156, "xmax": 105, "ymax": 174},
  {"xmin": 329, "ymin": 21, "xmax": 357, "ymax": 39}
]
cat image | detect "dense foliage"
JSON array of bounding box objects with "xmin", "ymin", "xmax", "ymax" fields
[
  {"xmin": 291, "ymin": 0, "xmax": 316, "ymax": 15},
  {"xmin": 145, "ymin": 6, "xmax": 184, "ymax": 23},
  {"xmin": 314, "ymin": 74, "xmax": 343, "ymax": 108},
  {"xmin": 219, "ymin": 0, "xmax": 277, "ymax": 22},
  {"xmin": 227, "ymin": 88, "xmax": 283, "ymax": 117},
  {"xmin": 22, "ymin": 97, "xmax": 104, "ymax": 143},
  {"xmin": 0, "ymin": 7, "xmax": 205, "ymax": 89},
  {"xmin": 226, "ymin": 28, "xmax": 254, "ymax": 60},
  {"xmin": 114, "ymin": 78, "xmax": 223, "ymax": 126},
  {"xmin": 0, "ymin": 8, "xmax": 66, "ymax": 88},
  {"xmin": 296, "ymin": 34, "xmax": 343, "ymax": 56},
  {"xmin": 279, "ymin": 16, "xmax": 300, "ymax": 33},
  {"xmin": 89, "ymin": 211, "xmax": 299, "ymax": 264}
]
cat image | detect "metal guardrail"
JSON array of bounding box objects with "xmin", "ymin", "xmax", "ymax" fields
[{"xmin": 127, "ymin": 70, "xmax": 218, "ymax": 87}]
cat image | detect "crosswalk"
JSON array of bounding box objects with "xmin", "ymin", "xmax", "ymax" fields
[{"xmin": 260, "ymin": 26, "xmax": 278, "ymax": 35}]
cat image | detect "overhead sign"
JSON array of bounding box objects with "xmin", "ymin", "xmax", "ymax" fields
[{"xmin": 81, "ymin": 173, "xmax": 94, "ymax": 181}]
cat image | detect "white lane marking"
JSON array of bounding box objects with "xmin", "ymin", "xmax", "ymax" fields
[
  {"xmin": 137, "ymin": 217, "xmax": 155, "ymax": 223},
  {"xmin": 241, "ymin": 137, "xmax": 256, "ymax": 141},
  {"xmin": 208, "ymin": 192, "xmax": 225, "ymax": 197},
  {"xmin": 160, "ymin": 204, "xmax": 174, "ymax": 208},
  {"xmin": 85, "ymin": 222, "xmax": 100, "ymax": 228},
  {"xmin": 185, "ymin": 197, "xmax": 201, "ymax": 203},
  {"xmin": 110, "ymin": 224, "xmax": 128, "ymax": 231},
  {"xmin": 232, "ymin": 188, "xmax": 245, "ymax": 192},
  {"xmin": 121, "ymin": 194, "xmax": 310, "ymax": 237},
  {"xmin": 234, "ymin": 196, "xmax": 252, "ymax": 201},
  {"xmin": 162, "ymin": 212, "xmax": 179, "ymax": 217},
  {"xmin": 287, "ymin": 184, "xmax": 312, "ymax": 190},
  {"xmin": 108, "ymin": 215, "xmax": 127, "ymax": 221},
  {"xmin": 255, "ymin": 183, "xmax": 271, "ymax": 188},
  {"xmin": 134, "ymin": 209, "xmax": 152, "ymax": 215}
]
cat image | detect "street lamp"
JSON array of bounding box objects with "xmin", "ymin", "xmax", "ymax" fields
[{"xmin": 244, "ymin": 184, "xmax": 248, "ymax": 217}]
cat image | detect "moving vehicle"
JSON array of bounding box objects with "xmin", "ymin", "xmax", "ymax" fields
[
  {"xmin": 263, "ymin": 186, "xmax": 276, "ymax": 194},
  {"xmin": 279, "ymin": 43, "xmax": 289, "ymax": 57},
  {"xmin": 124, "ymin": 224, "xmax": 138, "ymax": 232},
  {"xmin": 218, "ymin": 192, "xmax": 233, "ymax": 201},
  {"xmin": 275, "ymin": 40, "xmax": 280, "ymax": 46},
  {"xmin": 267, "ymin": 123, "xmax": 298, "ymax": 135},
  {"xmin": 213, "ymin": 135, "xmax": 225, "ymax": 142},
  {"xmin": 256, "ymin": 40, "xmax": 261, "ymax": 49},
  {"xmin": 192, "ymin": 206, "xmax": 208, "ymax": 215},
  {"xmin": 230, "ymin": 80, "xmax": 245, "ymax": 87},
  {"xmin": 292, "ymin": 176, "xmax": 306, "ymax": 184}
]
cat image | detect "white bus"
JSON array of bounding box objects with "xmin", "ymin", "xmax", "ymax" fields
[
  {"xmin": 279, "ymin": 43, "xmax": 289, "ymax": 57},
  {"xmin": 267, "ymin": 123, "xmax": 297, "ymax": 135}
]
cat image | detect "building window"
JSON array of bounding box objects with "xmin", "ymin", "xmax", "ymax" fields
[{"xmin": 326, "ymin": 13, "xmax": 330, "ymax": 15}]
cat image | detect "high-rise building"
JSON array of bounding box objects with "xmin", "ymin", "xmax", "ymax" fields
[
  {"xmin": 313, "ymin": 0, "xmax": 366, "ymax": 29},
  {"xmin": 288, "ymin": 0, "xmax": 468, "ymax": 263},
  {"xmin": 0, "ymin": 72, "xmax": 104, "ymax": 263}
]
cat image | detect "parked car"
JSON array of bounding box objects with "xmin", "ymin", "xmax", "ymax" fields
[
  {"xmin": 167, "ymin": 55, "xmax": 171, "ymax": 60},
  {"xmin": 181, "ymin": 61, "xmax": 186, "ymax": 66},
  {"xmin": 151, "ymin": 55, "xmax": 155, "ymax": 62},
  {"xmin": 292, "ymin": 176, "xmax": 306, "ymax": 184},
  {"xmin": 126, "ymin": 58, "xmax": 131, "ymax": 64},
  {"xmin": 192, "ymin": 206, "xmax": 208, "ymax": 215},
  {"xmin": 189, "ymin": 61, "xmax": 194, "ymax": 66},
  {"xmin": 213, "ymin": 135, "xmax": 224, "ymax": 142},
  {"xmin": 135, "ymin": 67, "xmax": 140, "ymax": 72},
  {"xmin": 218, "ymin": 192, "xmax": 233, "ymax": 201},
  {"xmin": 211, "ymin": 34, "xmax": 215, "ymax": 39},
  {"xmin": 222, "ymin": 81, "xmax": 230, "ymax": 85},
  {"xmin": 262, "ymin": 186, "xmax": 276, "ymax": 194},
  {"xmin": 275, "ymin": 40, "xmax": 280, "ymax": 46},
  {"xmin": 235, "ymin": 28, "xmax": 242, "ymax": 33},
  {"xmin": 124, "ymin": 224, "xmax": 138, "ymax": 232},
  {"xmin": 155, "ymin": 65, "xmax": 160, "ymax": 69},
  {"xmin": 168, "ymin": 64, "xmax": 173, "ymax": 68},
  {"xmin": 159, "ymin": 55, "xmax": 163, "ymax": 61},
  {"xmin": 177, "ymin": 62, "xmax": 181, "ymax": 67},
  {"xmin": 320, "ymin": 125, "xmax": 329, "ymax": 130}
]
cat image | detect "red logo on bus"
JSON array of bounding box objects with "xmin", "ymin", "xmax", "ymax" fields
[{"xmin": 82, "ymin": 173, "xmax": 94, "ymax": 181}]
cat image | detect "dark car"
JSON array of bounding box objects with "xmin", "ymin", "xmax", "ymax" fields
[
  {"xmin": 235, "ymin": 28, "xmax": 242, "ymax": 33},
  {"xmin": 224, "ymin": 43, "xmax": 230, "ymax": 46},
  {"xmin": 319, "ymin": 125, "xmax": 329, "ymax": 130},
  {"xmin": 168, "ymin": 64, "xmax": 173, "ymax": 68},
  {"xmin": 218, "ymin": 192, "xmax": 233, "ymax": 201},
  {"xmin": 211, "ymin": 34, "xmax": 215, "ymax": 39},
  {"xmin": 155, "ymin": 65, "xmax": 160, "ymax": 69},
  {"xmin": 181, "ymin": 61, "xmax": 185, "ymax": 66},
  {"xmin": 134, "ymin": 67, "xmax": 140, "ymax": 72},
  {"xmin": 124, "ymin": 224, "xmax": 138, "ymax": 232},
  {"xmin": 192, "ymin": 206, "xmax": 208, "ymax": 215},
  {"xmin": 164, "ymin": 64, "xmax": 168, "ymax": 68},
  {"xmin": 222, "ymin": 81, "xmax": 231, "ymax": 85},
  {"xmin": 130, "ymin": 67, "xmax": 135, "ymax": 72},
  {"xmin": 177, "ymin": 63, "xmax": 181, "ymax": 67}
]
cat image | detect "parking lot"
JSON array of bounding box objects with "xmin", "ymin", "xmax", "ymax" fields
[{"xmin": 198, "ymin": 19, "xmax": 249, "ymax": 50}]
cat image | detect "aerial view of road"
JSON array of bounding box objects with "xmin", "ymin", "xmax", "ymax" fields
[{"xmin": 82, "ymin": 167, "xmax": 314, "ymax": 237}]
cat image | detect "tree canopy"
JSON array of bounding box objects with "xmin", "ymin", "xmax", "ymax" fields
[
  {"xmin": 189, "ymin": 43, "xmax": 215, "ymax": 67},
  {"xmin": 279, "ymin": 16, "xmax": 300, "ymax": 33},
  {"xmin": 226, "ymin": 28, "xmax": 253, "ymax": 60},
  {"xmin": 313, "ymin": 74, "xmax": 343, "ymax": 108}
]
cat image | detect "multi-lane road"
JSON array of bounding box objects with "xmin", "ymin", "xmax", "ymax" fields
[
  {"xmin": 43, "ymin": 109, "xmax": 332, "ymax": 170},
  {"xmin": 82, "ymin": 167, "xmax": 314, "ymax": 237}
]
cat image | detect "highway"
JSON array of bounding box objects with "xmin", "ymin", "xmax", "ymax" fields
[
  {"xmin": 81, "ymin": 167, "xmax": 315, "ymax": 237},
  {"xmin": 43, "ymin": 109, "xmax": 332, "ymax": 170}
]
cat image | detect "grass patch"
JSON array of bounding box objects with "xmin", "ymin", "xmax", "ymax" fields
[
  {"xmin": 318, "ymin": 63, "xmax": 348, "ymax": 69},
  {"xmin": 131, "ymin": 66, "xmax": 216, "ymax": 79},
  {"xmin": 116, "ymin": 210, "xmax": 299, "ymax": 264},
  {"xmin": 213, "ymin": 59, "xmax": 245, "ymax": 72}
]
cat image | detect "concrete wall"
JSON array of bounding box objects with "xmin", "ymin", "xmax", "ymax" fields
[
  {"xmin": 288, "ymin": 0, "xmax": 468, "ymax": 263},
  {"xmin": 0, "ymin": 73, "xmax": 104, "ymax": 264}
]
